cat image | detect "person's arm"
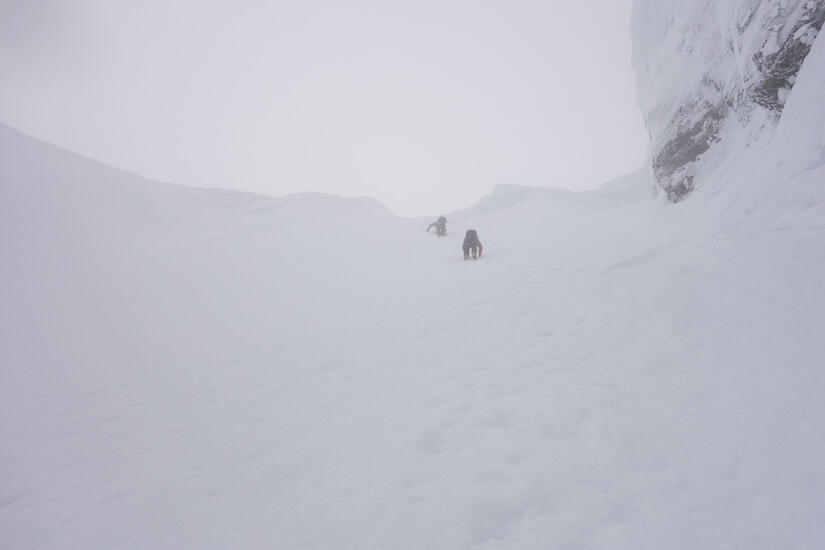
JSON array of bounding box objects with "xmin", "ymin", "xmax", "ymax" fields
[
  {"xmin": 478, "ymin": 242, "xmax": 483, "ymax": 256},
  {"xmin": 426, "ymin": 222, "xmax": 435, "ymax": 231}
]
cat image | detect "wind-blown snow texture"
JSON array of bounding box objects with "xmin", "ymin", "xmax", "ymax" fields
[
  {"xmin": 632, "ymin": 0, "xmax": 825, "ymax": 201},
  {"xmin": 2, "ymin": 8, "xmax": 825, "ymax": 550}
]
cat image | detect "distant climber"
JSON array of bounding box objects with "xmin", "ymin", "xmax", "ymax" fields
[
  {"xmin": 462, "ymin": 229, "xmax": 483, "ymax": 260},
  {"xmin": 427, "ymin": 216, "xmax": 448, "ymax": 237}
]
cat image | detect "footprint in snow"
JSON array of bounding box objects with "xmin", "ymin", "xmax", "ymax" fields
[
  {"xmin": 473, "ymin": 410, "xmax": 515, "ymax": 430},
  {"xmin": 415, "ymin": 429, "xmax": 447, "ymax": 455}
]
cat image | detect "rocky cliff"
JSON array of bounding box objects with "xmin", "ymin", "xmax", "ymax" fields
[{"xmin": 632, "ymin": 0, "xmax": 824, "ymax": 201}]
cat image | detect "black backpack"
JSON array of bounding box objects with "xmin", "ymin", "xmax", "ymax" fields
[{"xmin": 465, "ymin": 229, "xmax": 478, "ymax": 241}]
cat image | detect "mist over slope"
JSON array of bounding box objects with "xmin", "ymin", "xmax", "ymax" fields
[{"xmin": 2, "ymin": 6, "xmax": 825, "ymax": 549}]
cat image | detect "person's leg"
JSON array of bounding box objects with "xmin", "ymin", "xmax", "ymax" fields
[
  {"xmin": 463, "ymin": 243, "xmax": 470, "ymax": 259},
  {"xmin": 472, "ymin": 245, "xmax": 478, "ymax": 259}
]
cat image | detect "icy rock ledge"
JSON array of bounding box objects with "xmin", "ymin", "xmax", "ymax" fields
[{"xmin": 632, "ymin": 0, "xmax": 825, "ymax": 201}]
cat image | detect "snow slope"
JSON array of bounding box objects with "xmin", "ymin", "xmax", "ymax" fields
[
  {"xmin": 3, "ymin": 99, "xmax": 825, "ymax": 548},
  {"xmin": 2, "ymin": 16, "xmax": 825, "ymax": 548}
]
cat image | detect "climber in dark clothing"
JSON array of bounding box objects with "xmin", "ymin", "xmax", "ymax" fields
[
  {"xmin": 462, "ymin": 229, "xmax": 483, "ymax": 260},
  {"xmin": 427, "ymin": 216, "xmax": 448, "ymax": 237}
]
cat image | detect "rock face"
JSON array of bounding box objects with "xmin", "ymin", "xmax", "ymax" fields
[{"xmin": 632, "ymin": 0, "xmax": 825, "ymax": 201}]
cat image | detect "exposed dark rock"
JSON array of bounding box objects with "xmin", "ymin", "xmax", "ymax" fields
[
  {"xmin": 652, "ymin": 101, "xmax": 726, "ymax": 201},
  {"xmin": 633, "ymin": 0, "xmax": 825, "ymax": 202},
  {"xmin": 749, "ymin": 5, "xmax": 825, "ymax": 109}
]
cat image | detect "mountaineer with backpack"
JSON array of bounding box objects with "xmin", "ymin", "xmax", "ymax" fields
[
  {"xmin": 427, "ymin": 216, "xmax": 448, "ymax": 237},
  {"xmin": 462, "ymin": 229, "xmax": 483, "ymax": 260}
]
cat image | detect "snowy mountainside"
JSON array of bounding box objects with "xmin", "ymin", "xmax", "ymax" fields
[
  {"xmin": 0, "ymin": 122, "xmax": 405, "ymax": 381},
  {"xmin": 3, "ymin": 111, "xmax": 825, "ymax": 548},
  {"xmin": 448, "ymin": 170, "xmax": 651, "ymax": 221},
  {"xmin": 2, "ymin": 12, "xmax": 825, "ymax": 545},
  {"xmin": 632, "ymin": 0, "xmax": 825, "ymax": 201}
]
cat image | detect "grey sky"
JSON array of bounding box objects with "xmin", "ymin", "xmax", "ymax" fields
[{"xmin": 1, "ymin": 0, "xmax": 648, "ymax": 216}]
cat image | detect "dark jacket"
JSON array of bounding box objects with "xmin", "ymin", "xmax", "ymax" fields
[
  {"xmin": 428, "ymin": 217, "xmax": 447, "ymax": 234},
  {"xmin": 463, "ymin": 229, "xmax": 480, "ymax": 248}
]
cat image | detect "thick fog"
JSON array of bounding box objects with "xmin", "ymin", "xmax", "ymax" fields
[
  {"xmin": 4, "ymin": 1, "xmax": 825, "ymax": 547},
  {"xmin": 0, "ymin": 0, "xmax": 647, "ymax": 216}
]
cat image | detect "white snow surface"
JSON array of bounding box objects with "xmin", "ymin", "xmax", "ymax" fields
[{"xmin": 3, "ymin": 26, "xmax": 825, "ymax": 550}]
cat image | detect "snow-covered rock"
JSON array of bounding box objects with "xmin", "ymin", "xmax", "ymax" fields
[{"xmin": 632, "ymin": 0, "xmax": 825, "ymax": 201}]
